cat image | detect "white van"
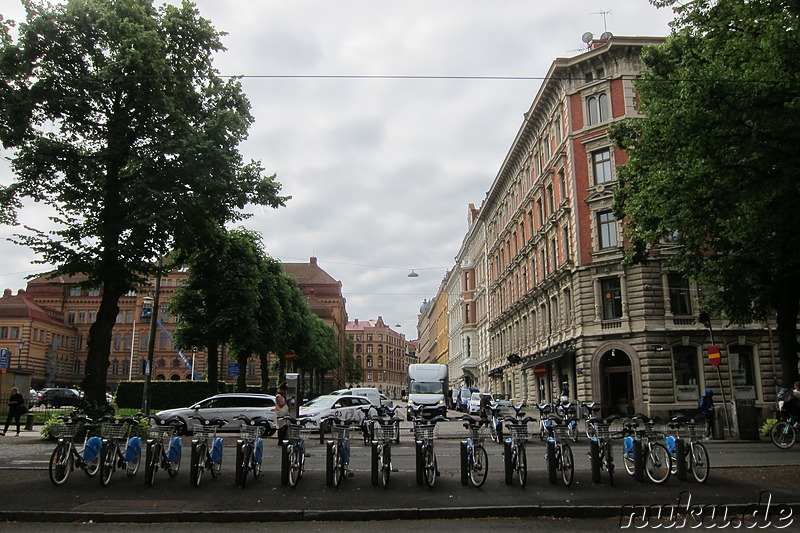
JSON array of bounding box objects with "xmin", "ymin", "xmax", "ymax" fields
[{"xmin": 330, "ymin": 387, "xmax": 382, "ymax": 408}]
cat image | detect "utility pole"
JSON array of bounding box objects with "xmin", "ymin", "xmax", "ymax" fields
[{"xmin": 141, "ymin": 258, "xmax": 163, "ymax": 416}]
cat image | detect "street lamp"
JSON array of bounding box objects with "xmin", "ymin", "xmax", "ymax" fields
[{"xmin": 17, "ymin": 340, "xmax": 24, "ymax": 369}]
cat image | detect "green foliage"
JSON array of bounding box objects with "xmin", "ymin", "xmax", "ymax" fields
[
  {"xmin": 0, "ymin": 0, "xmax": 288, "ymax": 404},
  {"xmin": 115, "ymin": 380, "xmax": 220, "ymax": 410},
  {"xmin": 760, "ymin": 417, "xmax": 777, "ymax": 438},
  {"xmin": 611, "ymin": 0, "xmax": 800, "ymax": 386}
]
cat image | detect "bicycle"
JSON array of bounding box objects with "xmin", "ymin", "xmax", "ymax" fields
[
  {"xmin": 99, "ymin": 414, "xmax": 144, "ymax": 486},
  {"xmin": 189, "ymin": 414, "xmax": 226, "ymax": 487},
  {"xmin": 582, "ymin": 401, "xmax": 601, "ymax": 438},
  {"xmin": 233, "ymin": 414, "xmax": 272, "ymax": 488},
  {"xmin": 48, "ymin": 414, "xmax": 103, "ymax": 486},
  {"xmin": 371, "ymin": 411, "xmax": 402, "ymax": 488},
  {"xmin": 144, "ymin": 414, "xmax": 183, "ymax": 487},
  {"xmin": 587, "ymin": 414, "xmax": 618, "ymax": 485},
  {"xmin": 486, "ymin": 404, "xmax": 505, "ymax": 443},
  {"xmin": 459, "ymin": 415, "xmax": 489, "ymax": 488},
  {"xmin": 410, "ymin": 404, "xmax": 448, "ymax": 487},
  {"xmin": 280, "ymin": 415, "xmax": 315, "ymax": 487},
  {"xmin": 322, "ymin": 415, "xmax": 357, "ymax": 488},
  {"xmin": 503, "ymin": 415, "xmax": 536, "ymax": 487},
  {"xmin": 544, "ymin": 414, "xmax": 574, "ymax": 486},
  {"xmin": 556, "ymin": 400, "xmax": 580, "ymax": 443},
  {"xmin": 771, "ymin": 410, "xmax": 798, "ymax": 450},
  {"xmin": 621, "ymin": 414, "xmax": 671, "ymax": 484},
  {"xmin": 534, "ymin": 403, "xmax": 552, "ymax": 440},
  {"xmin": 666, "ymin": 413, "xmax": 710, "ymax": 483},
  {"xmin": 360, "ymin": 404, "xmax": 401, "ymax": 446}
]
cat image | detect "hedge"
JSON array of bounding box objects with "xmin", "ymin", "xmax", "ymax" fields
[{"xmin": 114, "ymin": 381, "xmax": 275, "ymax": 410}]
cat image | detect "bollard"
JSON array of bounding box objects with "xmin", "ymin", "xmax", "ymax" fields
[
  {"xmin": 460, "ymin": 441, "xmax": 468, "ymax": 485},
  {"xmin": 25, "ymin": 414, "xmax": 35, "ymax": 431}
]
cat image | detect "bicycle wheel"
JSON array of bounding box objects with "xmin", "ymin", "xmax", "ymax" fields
[
  {"xmin": 516, "ymin": 444, "xmax": 527, "ymax": 487},
  {"xmin": 489, "ymin": 423, "xmax": 498, "ymax": 443},
  {"xmin": 586, "ymin": 420, "xmax": 597, "ymax": 439},
  {"xmin": 604, "ymin": 441, "xmax": 615, "ymax": 486},
  {"xmin": 561, "ymin": 445, "xmax": 574, "ymax": 487},
  {"xmin": 168, "ymin": 447, "xmax": 181, "ymax": 478},
  {"xmin": 49, "ymin": 443, "xmax": 72, "ymax": 486},
  {"xmin": 546, "ymin": 440, "xmax": 557, "ymax": 484},
  {"xmin": 623, "ymin": 451, "xmax": 635, "ymax": 476},
  {"xmin": 288, "ymin": 445, "xmax": 303, "ymax": 487},
  {"xmin": 191, "ymin": 441, "xmax": 204, "ymax": 487},
  {"xmin": 241, "ymin": 444, "xmax": 252, "ymax": 488},
  {"xmin": 362, "ymin": 421, "xmax": 372, "ymax": 446},
  {"xmin": 569, "ymin": 422, "xmax": 579, "ymax": 443},
  {"xmin": 380, "ymin": 443, "xmax": 391, "ymax": 488},
  {"xmin": 332, "ymin": 442, "xmax": 344, "ymax": 488},
  {"xmin": 644, "ymin": 443, "xmax": 671, "ymax": 484},
  {"xmin": 770, "ymin": 421, "xmax": 796, "ymax": 449},
  {"xmin": 211, "ymin": 454, "xmax": 222, "ymax": 478},
  {"xmin": 423, "ymin": 445, "xmax": 437, "ymax": 487},
  {"xmin": 252, "ymin": 441, "xmax": 262, "ymax": 478},
  {"xmin": 690, "ymin": 443, "xmax": 710, "ymax": 484},
  {"xmin": 467, "ymin": 444, "xmax": 488, "ymax": 488},
  {"xmin": 83, "ymin": 449, "xmax": 100, "ymax": 477},
  {"xmin": 99, "ymin": 442, "xmax": 115, "ymax": 487},
  {"xmin": 145, "ymin": 441, "xmax": 160, "ymax": 487}
]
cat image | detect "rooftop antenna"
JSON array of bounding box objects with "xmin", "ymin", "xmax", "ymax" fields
[{"xmin": 591, "ymin": 9, "xmax": 612, "ymax": 33}]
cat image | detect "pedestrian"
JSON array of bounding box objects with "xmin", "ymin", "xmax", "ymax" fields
[
  {"xmin": 698, "ymin": 387, "xmax": 715, "ymax": 438},
  {"xmin": 787, "ymin": 381, "xmax": 800, "ymax": 429},
  {"xmin": 2, "ymin": 387, "xmax": 26, "ymax": 436},
  {"xmin": 479, "ymin": 393, "xmax": 491, "ymax": 420},
  {"xmin": 275, "ymin": 381, "xmax": 289, "ymax": 446}
]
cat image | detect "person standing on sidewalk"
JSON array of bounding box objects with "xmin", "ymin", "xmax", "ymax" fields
[
  {"xmin": 275, "ymin": 381, "xmax": 289, "ymax": 445},
  {"xmin": 698, "ymin": 388, "xmax": 715, "ymax": 439},
  {"xmin": 2, "ymin": 387, "xmax": 25, "ymax": 436}
]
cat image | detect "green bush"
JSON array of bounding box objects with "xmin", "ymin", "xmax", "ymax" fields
[
  {"xmin": 115, "ymin": 380, "xmax": 230, "ymax": 410},
  {"xmin": 760, "ymin": 418, "xmax": 777, "ymax": 437}
]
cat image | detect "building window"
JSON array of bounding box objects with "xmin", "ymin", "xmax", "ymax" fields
[
  {"xmin": 77, "ymin": 310, "xmax": 86, "ymax": 324},
  {"xmin": 597, "ymin": 211, "xmax": 619, "ymax": 249},
  {"xmin": 366, "ymin": 344, "xmax": 373, "ymax": 354},
  {"xmin": 89, "ymin": 310, "xmax": 96, "ymax": 323},
  {"xmin": 366, "ymin": 357, "xmax": 373, "ymax": 368},
  {"xmin": 592, "ymin": 149, "xmax": 612, "ymax": 184},
  {"xmin": 558, "ymin": 170, "xmax": 567, "ymax": 202},
  {"xmin": 668, "ymin": 273, "xmax": 692, "ymax": 315},
  {"xmin": 366, "ymin": 371, "xmax": 373, "ymax": 381},
  {"xmin": 673, "ymin": 346, "xmax": 701, "ymax": 401},
  {"xmin": 600, "ymin": 277, "xmax": 623, "ymax": 320},
  {"xmin": 729, "ymin": 345, "xmax": 756, "ymax": 399},
  {"xmin": 587, "ymin": 93, "xmax": 609, "ymax": 125},
  {"xmin": 68, "ymin": 311, "xmax": 76, "ymax": 324},
  {"xmin": 88, "ymin": 288, "xmax": 100, "ymax": 296},
  {"xmin": 546, "ymin": 185, "xmax": 554, "ymax": 215}
]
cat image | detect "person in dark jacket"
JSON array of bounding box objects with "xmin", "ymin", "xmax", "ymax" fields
[
  {"xmin": 698, "ymin": 388, "xmax": 715, "ymax": 438},
  {"xmin": 2, "ymin": 387, "xmax": 25, "ymax": 436}
]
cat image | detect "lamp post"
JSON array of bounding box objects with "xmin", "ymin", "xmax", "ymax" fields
[{"xmin": 17, "ymin": 340, "xmax": 24, "ymax": 370}]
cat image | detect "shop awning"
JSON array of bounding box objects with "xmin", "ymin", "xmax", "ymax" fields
[{"xmin": 522, "ymin": 347, "xmax": 574, "ymax": 370}]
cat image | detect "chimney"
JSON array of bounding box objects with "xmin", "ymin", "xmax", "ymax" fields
[{"xmin": 309, "ymin": 256, "xmax": 317, "ymax": 266}]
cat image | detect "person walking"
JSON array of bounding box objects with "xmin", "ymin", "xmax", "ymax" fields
[
  {"xmin": 2, "ymin": 387, "xmax": 26, "ymax": 436},
  {"xmin": 275, "ymin": 381, "xmax": 289, "ymax": 446},
  {"xmin": 698, "ymin": 387, "xmax": 715, "ymax": 439}
]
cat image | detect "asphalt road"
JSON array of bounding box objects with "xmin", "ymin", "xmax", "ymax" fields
[{"xmin": 1, "ymin": 421, "xmax": 798, "ymax": 525}]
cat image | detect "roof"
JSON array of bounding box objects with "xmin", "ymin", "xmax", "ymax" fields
[{"xmin": 0, "ymin": 289, "xmax": 70, "ymax": 328}]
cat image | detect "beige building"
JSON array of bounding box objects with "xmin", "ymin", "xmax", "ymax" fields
[{"xmin": 346, "ymin": 317, "xmax": 406, "ymax": 399}]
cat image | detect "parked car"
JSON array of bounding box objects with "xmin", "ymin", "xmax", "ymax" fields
[
  {"xmin": 299, "ymin": 394, "xmax": 372, "ymax": 428},
  {"xmin": 155, "ymin": 393, "xmax": 278, "ymax": 435},
  {"xmin": 28, "ymin": 389, "xmax": 37, "ymax": 408},
  {"xmin": 36, "ymin": 388, "xmax": 82, "ymax": 408},
  {"xmin": 467, "ymin": 392, "xmax": 490, "ymax": 415},
  {"xmin": 379, "ymin": 393, "xmax": 394, "ymax": 408},
  {"xmin": 491, "ymin": 393, "xmax": 514, "ymax": 417},
  {"xmin": 457, "ymin": 387, "xmax": 479, "ymax": 412}
]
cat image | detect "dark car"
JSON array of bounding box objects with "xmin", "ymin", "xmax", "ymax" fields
[{"xmin": 36, "ymin": 388, "xmax": 82, "ymax": 408}]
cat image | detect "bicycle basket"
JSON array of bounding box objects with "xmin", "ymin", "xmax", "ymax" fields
[
  {"xmin": 596, "ymin": 423, "xmax": 611, "ymax": 440},
  {"xmin": 51, "ymin": 421, "xmax": 78, "ymax": 439},
  {"xmin": 376, "ymin": 423, "xmax": 398, "ymax": 442},
  {"xmin": 192, "ymin": 424, "xmax": 217, "ymax": 440},
  {"xmin": 331, "ymin": 425, "xmax": 353, "ymax": 441},
  {"xmin": 287, "ymin": 424, "xmax": 303, "ymax": 440},
  {"xmin": 239, "ymin": 424, "xmax": 262, "ymax": 441},
  {"xmin": 509, "ymin": 424, "xmax": 529, "ymax": 442},
  {"xmin": 148, "ymin": 426, "xmax": 173, "ymax": 443},
  {"xmin": 687, "ymin": 423, "xmax": 698, "ymax": 441},
  {"xmin": 553, "ymin": 425, "xmax": 569, "ymax": 442},
  {"xmin": 468, "ymin": 426, "xmax": 487, "ymax": 444},
  {"xmin": 101, "ymin": 422, "xmax": 129, "ymax": 440},
  {"xmin": 414, "ymin": 424, "xmax": 436, "ymax": 442}
]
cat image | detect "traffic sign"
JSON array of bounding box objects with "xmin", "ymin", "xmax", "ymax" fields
[
  {"xmin": 708, "ymin": 345, "xmax": 722, "ymax": 367},
  {"xmin": 228, "ymin": 363, "xmax": 240, "ymax": 377},
  {"xmin": 0, "ymin": 348, "xmax": 9, "ymax": 370},
  {"xmin": 533, "ymin": 364, "xmax": 547, "ymax": 377}
]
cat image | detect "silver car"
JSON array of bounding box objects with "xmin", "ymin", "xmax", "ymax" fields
[{"xmin": 156, "ymin": 393, "xmax": 277, "ymax": 435}]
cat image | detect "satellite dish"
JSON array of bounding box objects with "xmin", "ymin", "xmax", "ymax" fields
[
  {"xmin": 581, "ymin": 32, "xmax": 594, "ymax": 44},
  {"xmin": 600, "ymin": 31, "xmax": 613, "ymax": 40}
]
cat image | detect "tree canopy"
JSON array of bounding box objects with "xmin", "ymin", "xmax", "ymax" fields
[
  {"xmin": 611, "ymin": 0, "xmax": 800, "ymax": 386},
  {"xmin": 0, "ymin": 0, "xmax": 289, "ymax": 404}
]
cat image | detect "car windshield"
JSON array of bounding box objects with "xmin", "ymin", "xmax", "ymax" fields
[
  {"xmin": 410, "ymin": 382, "xmax": 443, "ymax": 394},
  {"xmin": 303, "ymin": 396, "xmax": 334, "ymax": 408}
]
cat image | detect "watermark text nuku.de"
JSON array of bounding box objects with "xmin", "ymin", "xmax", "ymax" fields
[{"xmin": 619, "ymin": 491, "xmax": 794, "ymax": 529}]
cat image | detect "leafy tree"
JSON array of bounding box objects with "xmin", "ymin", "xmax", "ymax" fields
[
  {"xmin": 611, "ymin": 0, "xmax": 800, "ymax": 387},
  {"xmin": 0, "ymin": 0, "xmax": 288, "ymax": 404},
  {"xmin": 343, "ymin": 338, "xmax": 362, "ymax": 387},
  {"xmin": 302, "ymin": 315, "xmax": 340, "ymax": 395}
]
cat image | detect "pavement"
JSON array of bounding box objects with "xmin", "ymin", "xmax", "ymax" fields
[{"xmin": 0, "ymin": 422, "xmax": 798, "ymax": 525}]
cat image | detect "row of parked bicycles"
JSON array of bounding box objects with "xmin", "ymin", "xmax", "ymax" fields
[{"xmin": 46, "ymin": 403, "xmax": 710, "ymax": 490}]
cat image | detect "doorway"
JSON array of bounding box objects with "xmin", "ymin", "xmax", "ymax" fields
[{"xmin": 601, "ymin": 349, "xmax": 634, "ymax": 416}]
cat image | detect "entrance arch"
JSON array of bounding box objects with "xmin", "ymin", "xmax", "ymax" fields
[{"xmin": 597, "ymin": 348, "xmax": 636, "ymax": 416}]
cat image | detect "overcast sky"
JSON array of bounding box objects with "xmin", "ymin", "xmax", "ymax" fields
[{"xmin": 0, "ymin": 0, "xmax": 676, "ymax": 340}]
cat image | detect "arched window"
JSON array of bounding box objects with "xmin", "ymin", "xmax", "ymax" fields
[
  {"xmin": 378, "ymin": 355, "xmax": 383, "ymax": 368},
  {"xmin": 367, "ymin": 357, "xmax": 373, "ymax": 368}
]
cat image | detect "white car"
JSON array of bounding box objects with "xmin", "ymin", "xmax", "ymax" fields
[
  {"xmin": 299, "ymin": 394, "xmax": 372, "ymax": 428},
  {"xmin": 156, "ymin": 393, "xmax": 278, "ymax": 435},
  {"xmin": 379, "ymin": 393, "xmax": 394, "ymax": 408},
  {"xmin": 468, "ymin": 392, "xmax": 490, "ymax": 415}
]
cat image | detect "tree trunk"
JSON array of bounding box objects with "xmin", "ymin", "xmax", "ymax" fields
[
  {"xmin": 775, "ymin": 289, "xmax": 800, "ymax": 388},
  {"xmin": 81, "ymin": 281, "xmax": 124, "ymax": 405},
  {"xmin": 258, "ymin": 352, "xmax": 269, "ymax": 392},
  {"xmin": 236, "ymin": 352, "xmax": 248, "ymax": 392},
  {"xmin": 206, "ymin": 339, "xmax": 219, "ymax": 392}
]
